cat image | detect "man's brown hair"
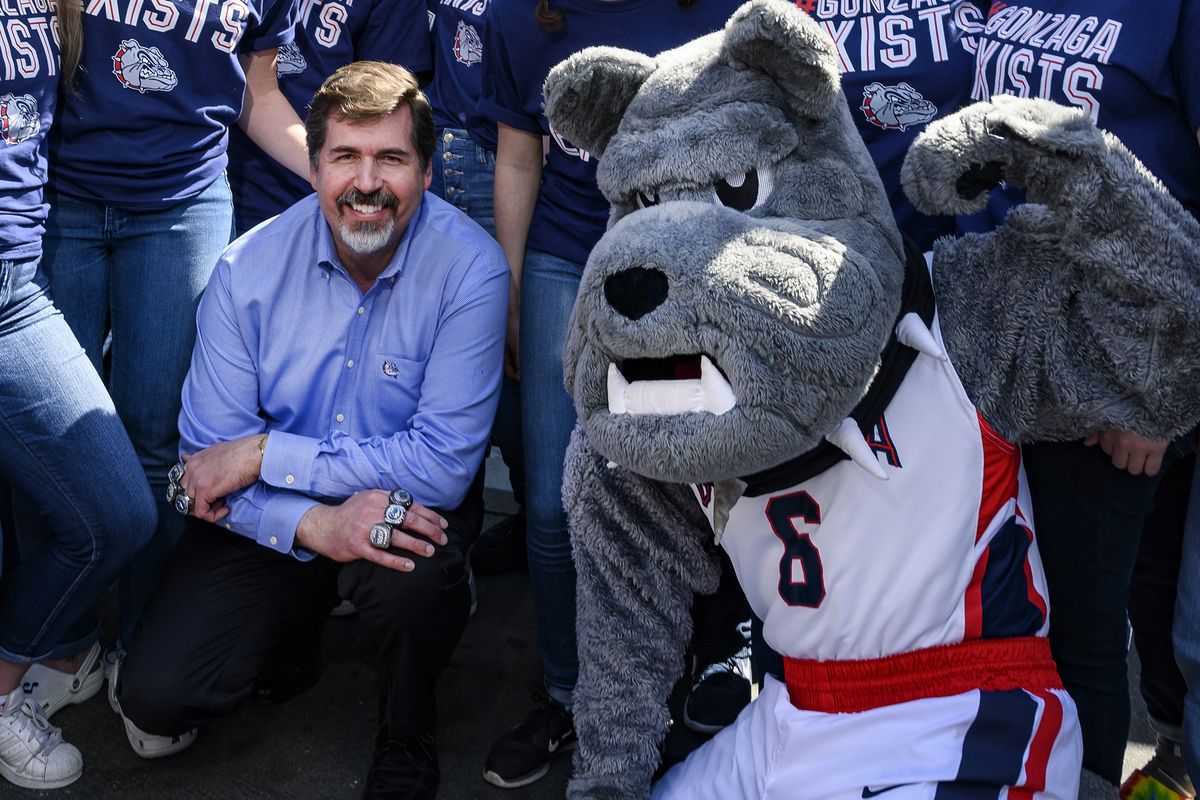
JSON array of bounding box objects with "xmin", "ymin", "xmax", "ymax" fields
[{"xmin": 306, "ymin": 61, "xmax": 435, "ymax": 172}]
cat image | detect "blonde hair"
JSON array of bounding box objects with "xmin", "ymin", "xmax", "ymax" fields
[
  {"xmin": 56, "ymin": 0, "xmax": 83, "ymax": 91},
  {"xmin": 305, "ymin": 61, "xmax": 435, "ymax": 170}
]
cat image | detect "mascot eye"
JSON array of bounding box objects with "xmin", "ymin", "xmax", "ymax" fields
[
  {"xmin": 713, "ymin": 167, "xmax": 773, "ymax": 212},
  {"xmin": 635, "ymin": 190, "xmax": 660, "ymax": 209}
]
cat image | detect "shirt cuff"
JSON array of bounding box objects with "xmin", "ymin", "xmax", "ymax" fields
[
  {"xmin": 258, "ymin": 492, "xmax": 319, "ymax": 561},
  {"xmin": 261, "ymin": 430, "xmax": 319, "ymax": 493}
]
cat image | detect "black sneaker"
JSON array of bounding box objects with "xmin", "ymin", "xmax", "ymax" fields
[
  {"xmin": 682, "ymin": 644, "xmax": 753, "ymax": 734},
  {"xmin": 362, "ymin": 730, "xmax": 439, "ymax": 800},
  {"xmin": 483, "ymin": 694, "xmax": 576, "ymax": 788},
  {"xmin": 470, "ymin": 512, "xmax": 527, "ymax": 576}
]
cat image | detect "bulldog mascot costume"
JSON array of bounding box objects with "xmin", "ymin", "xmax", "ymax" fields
[{"xmin": 543, "ymin": 1, "xmax": 1200, "ymax": 798}]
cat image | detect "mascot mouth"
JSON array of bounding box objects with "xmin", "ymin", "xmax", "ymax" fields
[{"xmin": 606, "ymin": 354, "xmax": 736, "ymax": 416}]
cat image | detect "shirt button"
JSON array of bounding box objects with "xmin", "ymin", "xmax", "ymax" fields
[
  {"xmin": 224, "ymin": 523, "xmax": 232, "ymax": 529},
  {"xmin": 285, "ymin": 474, "xmax": 295, "ymax": 485},
  {"xmin": 443, "ymin": 131, "xmax": 454, "ymax": 143},
  {"xmin": 336, "ymin": 413, "xmax": 345, "ymax": 422},
  {"xmin": 346, "ymin": 359, "xmax": 354, "ymax": 368},
  {"xmin": 269, "ymin": 536, "xmax": 278, "ymax": 546},
  {"xmin": 357, "ymin": 306, "xmax": 365, "ymax": 315}
]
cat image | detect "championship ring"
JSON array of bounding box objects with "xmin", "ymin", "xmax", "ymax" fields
[
  {"xmin": 173, "ymin": 492, "xmax": 192, "ymax": 516},
  {"xmin": 388, "ymin": 488, "xmax": 414, "ymax": 510},
  {"xmin": 383, "ymin": 503, "xmax": 407, "ymax": 527},
  {"xmin": 368, "ymin": 523, "xmax": 392, "ymax": 550},
  {"xmin": 168, "ymin": 463, "xmax": 185, "ymax": 484},
  {"xmin": 166, "ymin": 482, "xmax": 178, "ymax": 503}
]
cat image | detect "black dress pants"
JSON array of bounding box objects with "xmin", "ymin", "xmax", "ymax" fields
[
  {"xmin": 1024, "ymin": 439, "xmax": 1189, "ymax": 783},
  {"xmin": 118, "ymin": 478, "xmax": 482, "ymax": 740}
]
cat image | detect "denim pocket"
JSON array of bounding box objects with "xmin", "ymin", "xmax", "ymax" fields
[{"xmin": 0, "ymin": 260, "xmax": 14, "ymax": 309}]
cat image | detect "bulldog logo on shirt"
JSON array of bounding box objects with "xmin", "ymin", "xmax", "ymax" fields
[
  {"xmin": 454, "ymin": 21, "xmax": 482, "ymax": 67},
  {"xmin": 860, "ymin": 82, "xmax": 937, "ymax": 132},
  {"xmin": 112, "ymin": 39, "xmax": 179, "ymax": 93},
  {"xmin": 0, "ymin": 94, "xmax": 40, "ymax": 146},
  {"xmin": 276, "ymin": 42, "xmax": 307, "ymax": 77}
]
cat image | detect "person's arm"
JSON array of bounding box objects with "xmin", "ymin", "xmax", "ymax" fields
[
  {"xmin": 176, "ymin": 256, "xmax": 323, "ymax": 555},
  {"xmin": 493, "ymin": 122, "xmax": 543, "ymax": 378},
  {"xmin": 238, "ymin": 49, "xmax": 309, "ymax": 179}
]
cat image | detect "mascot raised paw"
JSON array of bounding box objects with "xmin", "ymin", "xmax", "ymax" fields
[{"xmin": 544, "ymin": 2, "xmax": 1200, "ymax": 799}]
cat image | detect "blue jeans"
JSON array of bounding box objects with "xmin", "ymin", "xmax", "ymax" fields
[
  {"xmin": 520, "ymin": 249, "xmax": 581, "ymax": 702},
  {"xmin": 0, "ymin": 258, "xmax": 156, "ymax": 662},
  {"xmin": 40, "ymin": 177, "xmax": 234, "ymax": 644},
  {"xmin": 430, "ymin": 128, "xmax": 496, "ymax": 238},
  {"xmin": 1175, "ymin": 455, "xmax": 1200, "ymax": 778}
]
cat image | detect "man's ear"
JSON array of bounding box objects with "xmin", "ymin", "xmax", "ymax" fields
[
  {"xmin": 720, "ymin": 0, "xmax": 841, "ymax": 121},
  {"xmin": 309, "ymin": 162, "xmax": 319, "ymax": 193},
  {"xmin": 544, "ymin": 46, "xmax": 655, "ymax": 158}
]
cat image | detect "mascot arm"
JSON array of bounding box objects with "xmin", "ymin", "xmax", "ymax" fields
[
  {"xmin": 903, "ymin": 95, "xmax": 1200, "ymax": 443},
  {"xmin": 563, "ymin": 425, "xmax": 722, "ymax": 800}
]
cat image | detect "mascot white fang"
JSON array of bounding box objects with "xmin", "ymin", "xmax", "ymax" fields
[{"xmin": 543, "ymin": 2, "xmax": 1200, "ymax": 798}]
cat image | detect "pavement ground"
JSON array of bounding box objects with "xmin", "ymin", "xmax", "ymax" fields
[{"xmin": 9, "ymin": 450, "xmax": 1158, "ymax": 799}]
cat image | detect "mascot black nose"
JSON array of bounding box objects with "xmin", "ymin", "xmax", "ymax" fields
[{"xmin": 604, "ymin": 267, "xmax": 669, "ymax": 321}]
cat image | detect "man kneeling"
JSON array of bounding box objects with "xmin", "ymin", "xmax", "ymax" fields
[{"xmin": 112, "ymin": 61, "xmax": 508, "ymax": 799}]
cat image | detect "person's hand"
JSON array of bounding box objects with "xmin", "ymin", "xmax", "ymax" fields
[
  {"xmin": 179, "ymin": 434, "xmax": 266, "ymax": 522},
  {"xmin": 295, "ymin": 490, "xmax": 448, "ymax": 572},
  {"xmin": 1083, "ymin": 430, "xmax": 1169, "ymax": 477},
  {"xmin": 504, "ymin": 286, "xmax": 521, "ymax": 380}
]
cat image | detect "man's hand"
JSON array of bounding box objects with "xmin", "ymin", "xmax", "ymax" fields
[
  {"xmin": 180, "ymin": 434, "xmax": 267, "ymax": 522},
  {"xmin": 295, "ymin": 490, "xmax": 449, "ymax": 572},
  {"xmin": 1083, "ymin": 430, "xmax": 1169, "ymax": 477}
]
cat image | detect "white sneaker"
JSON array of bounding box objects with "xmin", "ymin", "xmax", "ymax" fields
[
  {"xmin": 106, "ymin": 656, "xmax": 197, "ymax": 760},
  {"xmin": 21, "ymin": 641, "xmax": 105, "ymax": 719},
  {"xmin": 0, "ymin": 689, "xmax": 83, "ymax": 789}
]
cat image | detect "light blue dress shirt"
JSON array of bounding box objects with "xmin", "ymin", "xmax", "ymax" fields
[{"xmin": 179, "ymin": 192, "xmax": 509, "ymax": 558}]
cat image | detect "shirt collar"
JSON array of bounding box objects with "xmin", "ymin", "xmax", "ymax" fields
[{"xmin": 314, "ymin": 193, "xmax": 429, "ymax": 284}]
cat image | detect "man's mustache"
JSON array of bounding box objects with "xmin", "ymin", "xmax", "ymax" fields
[{"xmin": 337, "ymin": 187, "xmax": 399, "ymax": 211}]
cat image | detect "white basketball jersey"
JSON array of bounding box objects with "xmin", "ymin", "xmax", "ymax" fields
[{"xmin": 691, "ymin": 314, "xmax": 1050, "ymax": 662}]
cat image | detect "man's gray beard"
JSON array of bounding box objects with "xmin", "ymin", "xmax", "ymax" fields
[{"xmin": 339, "ymin": 216, "xmax": 395, "ymax": 256}]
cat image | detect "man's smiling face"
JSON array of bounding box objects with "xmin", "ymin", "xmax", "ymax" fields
[{"xmin": 311, "ymin": 105, "xmax": 432, "ymax": 275}]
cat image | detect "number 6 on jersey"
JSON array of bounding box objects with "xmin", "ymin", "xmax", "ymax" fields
[{"xmin": 765, "ymin": 491, "xmax": 824, "ymax": 608}]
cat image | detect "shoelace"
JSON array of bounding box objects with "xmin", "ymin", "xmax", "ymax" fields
[
  {"xmin": 7, "ymin": 699, "xmax": 64, "ymax": 755},
  {"xmin": 693, "ymin": 644, "xmax": 753, "ymax": 686}
]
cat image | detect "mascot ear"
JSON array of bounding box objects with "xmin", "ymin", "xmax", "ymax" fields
[
  {"xmin": 544, "ymin": 47, "xmax": 656, "ymax": 158},
  {"xmin": 720, "ymin": 0, "xmax": 841, "ymax": 120}
]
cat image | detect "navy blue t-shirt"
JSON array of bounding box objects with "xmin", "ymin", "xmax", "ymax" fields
[
  {"xmin": 0, "ymin": 0, "xmax": 60, "ymax": 260},
  {"xmin": 51, "ymin": 0, "xmax": 299, "ymax": 209},
  {"xmin": 479, "ymin": 0, "xmax": 744, "ymax": 266},
  {"xmin": 973, "ymin": 0, "xmax": 1200, "ymax": 219},
  {"xmin": 427, "ymin": 0, "xmax": 496, "ymax": 151},
  {"xmin": 227, "ymin": 0, "xmax": 432, "ymax": 230},
  {"xmin": 804, "ymin": 0, "xmax": 988, "ymax": 250}
]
